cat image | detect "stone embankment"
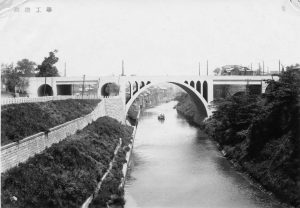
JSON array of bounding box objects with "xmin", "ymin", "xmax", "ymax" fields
[
  {"xmin": 1, "ymin": 116, "xmax": 133, "ymax": 208},
  {"xmin": 1, "ymin": 97, "xmax": 126, "ymax": 173}
]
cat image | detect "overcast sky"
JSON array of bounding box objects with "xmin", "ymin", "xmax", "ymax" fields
[{"xmin": 0, "ymin": 0, "xmax": 299, "ymax": 76}]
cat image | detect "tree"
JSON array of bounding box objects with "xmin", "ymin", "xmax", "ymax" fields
[
  {"xmin": 36, "ymin": 50, "xmax": 60, "ymax": 77},
  {"xmin": 15, "ymin": 59, "xmax": 36, "ymax": 77},
  {"xmin": 1, "ymin": 64, "xmax": 29, "ymax": 93},
  {"xmin": 213, "ymin": 68, "xmax": 221, "ymax": 75}
]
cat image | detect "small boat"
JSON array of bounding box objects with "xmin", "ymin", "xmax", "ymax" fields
[{"xmin": 158, "ymin": 113, "xmax": 165, "ymax": 120}]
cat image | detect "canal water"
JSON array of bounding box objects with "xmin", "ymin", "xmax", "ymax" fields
[{"xmin": 124, "ymin": 101, "xmax": 285, "ymax": 208}]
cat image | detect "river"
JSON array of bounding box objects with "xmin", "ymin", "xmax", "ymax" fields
[{"xmin": 124, "ymin": 101, "xmax": 285, "ymax": 208}]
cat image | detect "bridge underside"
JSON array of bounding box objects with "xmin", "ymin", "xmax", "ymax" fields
[
  {"xmin": 213, "ymin": 84, "xmax": 262, "ymax": 99},
  {"xmin": 125, "ymin": 81, "xmax": 210, "ymax": 121}
]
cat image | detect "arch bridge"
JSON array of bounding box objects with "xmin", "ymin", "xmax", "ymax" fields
[{"xmin": 25, "ymin": 75, "xmax": 275, "ymax": 121}]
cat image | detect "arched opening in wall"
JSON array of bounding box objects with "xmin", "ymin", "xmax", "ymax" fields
[
  {"xmin": 140, "ymin": 81, "xmax": 145, "ymax": 89},
  {"xmin": 196, "ymin": 81, "xmax": 201, "ymax": 93},
  {"xmin": 184, "ymin": 81, "xmax": 188, "ymax": 84},
  {"xmin": 133, "ymin": 81, "xmax": 138, "ymax": 95},
  {"xmin": 190, "ymin": 81, "xmax": 195, "ymax": 88},
  {"xmin": 37, "ymin": 84, "xmax": 53, "ymax": 96},
  {"xmin": 146, "ymin": 81, "xmax": 151, "ymax": 85},
  {"xmin": 203, "ymin": 81, "xmax": 208, "ymax": 101},
  {"xmin": 101, "ymin": 82, "xmax": 120, "ymax": 96},
  {"xmin": 126, "ymin": 82, "xmax": 131, "ymax": 103}
]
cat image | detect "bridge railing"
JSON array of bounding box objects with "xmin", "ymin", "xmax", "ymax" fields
[{"xmin": 1, "ymin": 95, "xmax": 117, "ymax": 106}]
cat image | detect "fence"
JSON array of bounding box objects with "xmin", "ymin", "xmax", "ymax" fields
[
  {"xmin": 1, "ymin": 95, "xmax": 113, "ymax": 106},
  {"xmin": 1, "ymin": 100, "xmax": 107, "ymax": 173}
]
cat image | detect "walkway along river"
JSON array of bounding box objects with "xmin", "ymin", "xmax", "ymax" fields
[{"xmin": 124, "ymin": 101, "xmax": 286, "ymax": 208}]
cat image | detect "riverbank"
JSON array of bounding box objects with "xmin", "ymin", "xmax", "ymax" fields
[
  {"xmin": 174, "ymin": 93, "xmax": 203, "ymax": 126},
  {"xmin": 174, "ymin": 68, "xmax": 300, "ymax": 208},
  {"xmin": 1, "ymin": 116, "xmax": 133, "ymax": 208}
]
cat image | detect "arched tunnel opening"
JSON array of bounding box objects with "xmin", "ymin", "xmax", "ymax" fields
[
  {"xmin": 38, "ymin": 84, "xmax": 53, "ymax": 96},
  {"xmin": 101, "ymin": 82, "xmax": 120, "ymax": 96}
]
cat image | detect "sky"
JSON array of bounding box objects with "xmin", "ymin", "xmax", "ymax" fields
[{"xmin": 0, "ymin": 0, "xmax": 300, "ymax": 76}]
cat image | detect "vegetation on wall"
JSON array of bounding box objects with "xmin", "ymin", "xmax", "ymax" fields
[
  {"xmin": 1, "ymin": 116, "xmax": 133, "ymax": 208},
  {"xmin": 204, "ymin": 67, "xmax": 300, "ymax": 207},
  {"xmin": 1, "ymin": 99, "xmax": 100, "ymax": 145}
]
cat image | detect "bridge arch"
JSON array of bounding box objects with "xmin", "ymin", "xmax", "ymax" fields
[
  {"xmin": 37, "ymin": 84, "xmax": 53, "ymax": 96},
  {"xmin": 133, "ymin": 81, "xmax": 138, "ymax": 95},
  {"xmin": 125, "ymin": 82, "xmax": 131, "ymax": 103},
  {"xmin": 190, "ymin": 81, "xmax": 195, "ymax": 88},
  {"xmin": 125, "ymin": 81, "xmax": 210, "ymax": 120},
  {"xmin": 140, "ymin": 81, "xmax": 145, "ymax": 89},
  {"xmin": 196, "ymin": 81, "xmax": 201, "ymax": 93},
  {"xmin": 203, "ymin": 81, "xmax": 208, "ymax": 101}
]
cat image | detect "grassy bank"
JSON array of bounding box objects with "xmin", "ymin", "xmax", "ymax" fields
[
  {"xmin": 174, "ymin": 93, "xmax": 203, "ymax": 126},
  {"xmin": 204, "ymin": 69, "xmax": 300, "ymax": 207},
  {"xmin": 1, "ymin": 116, "xmax": 133, "ymax": 208},
  {"xmin": 1, "ymin": 99, "xmax": 100, "ymax": 145},
  {"xmin": 174, "ymin": 68, "xmax": 299, "ymax": 207}
]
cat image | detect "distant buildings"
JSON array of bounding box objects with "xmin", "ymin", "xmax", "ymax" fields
[{"xmin": 214, "ymin": 65, "xmax": 254, "ymax": 76}]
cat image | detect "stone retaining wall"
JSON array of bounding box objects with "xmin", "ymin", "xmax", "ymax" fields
[
  {"xmin": 1, "ymin": 100, "xmax": 108, "ymax": 173},
  {"xmin": 1, "ymin": 96, "xmax": 126, "ymax": 173}
]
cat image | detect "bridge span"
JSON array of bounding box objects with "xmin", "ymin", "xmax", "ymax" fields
[{"xmin": 21, "ymin": 75, "xmax": 275, "ymax": 119}]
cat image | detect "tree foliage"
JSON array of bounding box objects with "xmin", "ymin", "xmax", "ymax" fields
[
  {"xmin": 15, "ymin": 59, "xmax": 36, "ymax": 77},
  {"xmin": 36, "ymin": 50, "xmax": 60, "ymax": 77},
  {"xmin": 204, "ymin": 66, "xmax": 300, "ymax": 207},
  {"xmin": 1, "ymin": 64, "xmax": 29, "ymax": 93}
]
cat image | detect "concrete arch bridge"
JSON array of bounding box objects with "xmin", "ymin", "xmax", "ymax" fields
[{"xmin": 25, "ymin": 75, "xmax": 275, "ymax": 122}]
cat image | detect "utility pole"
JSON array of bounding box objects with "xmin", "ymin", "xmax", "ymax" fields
[
  {"xmin": 206, "ymin": 60, "xmax": 208, "ymax": 76},
  {"xmin": 64, "ymin": 62, "xmax": 67, "ymax": 77},
  {"xmin": 121, "ymin": 60, "xmax": 125, "ymax": 76},
  {"xmin": 281, "ymin": 63, "xmax": 285, "ymax": 73},
  {"xmin": 262, "ymin": 61, "xmax": 265, "ymax": 75},
  {"xmin": 279, "ymin": 60, "xmax": 281, "ymax": 74},
  {"xmin": 43, "ymin": 77, "xmax": 46, "ymax": 96},
  {"xmin": 82, "ymin": 74, "xmax": 85, "ymax": 98},
  {"xmin": 198, "ymin": 62, "xmax": 201, "ymax": 76}
]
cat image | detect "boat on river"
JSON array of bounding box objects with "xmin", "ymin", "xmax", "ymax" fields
[{"xmin": 158, "ymin": 113, "xmax": 165, "ymax": 120}]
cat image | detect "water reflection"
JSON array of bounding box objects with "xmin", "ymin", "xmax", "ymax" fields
[{"xmin": 125, "ymin": 101, "xmax": 285, "ymax": 208}]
